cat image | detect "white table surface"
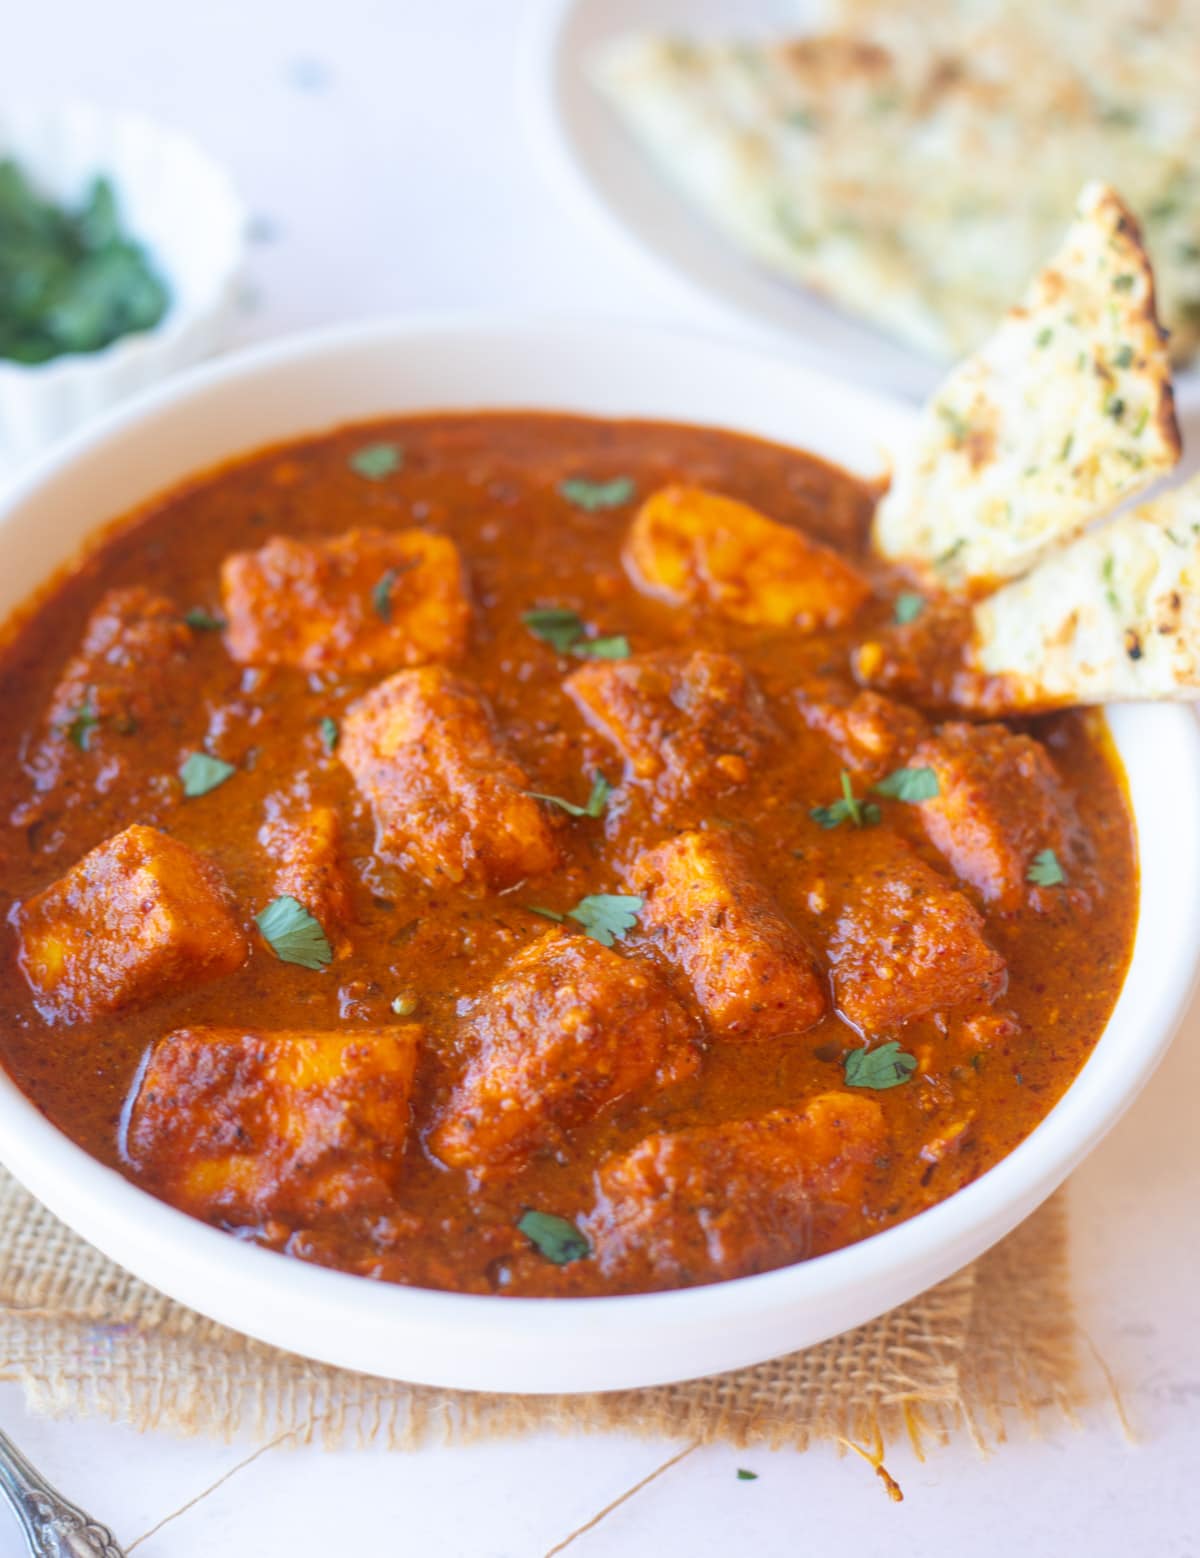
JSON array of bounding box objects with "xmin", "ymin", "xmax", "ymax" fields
[{"xmin": 3, "ymin": 3, "xmax": 1200, "ymax": 1553}]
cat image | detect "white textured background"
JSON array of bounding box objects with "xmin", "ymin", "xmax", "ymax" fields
[{"xmin": 2, "ymin": 3, "xmax": 1199, "ymax": 1553}]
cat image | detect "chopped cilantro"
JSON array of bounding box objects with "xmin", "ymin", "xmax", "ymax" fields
[
  {"xmin": 524, "ymin": 770, "xmax": 611, "ymax": 819},
  {"xmin": 319, "ymin": 715, "xmax": 340, "ymax": 753},
  {"xmin": 1035, "ymin": 327, "xmax": 1053, "ymax": 348},
  {"xmin": 1102, "ymin": 554, "xmax": 1120, "ymax": 610},
  {"xmin": 63, "ymin": 688, "xmax": 99, "ymax": 751},
  {"xmin": 937, "ymin": 404, "xmax": 970, "ymax": 444},
  {"xmin": 526, "ymin": 892, "xmax": 644, "ymax": 947},
  {"xmin": 179, "ymin": 751, "xmax": 236, "ymax": 797},
  {"xmin": 183, "ymin": 607, "xmax": 227, "ymax": 631},
  {"xmin": 1027, "ymin": 848, "xmax": 1065, "ymax": 887},
  {"xmin": 1112, "ymin": 273, "xmax": 1136, "ymax": 292},
  {"xmin": 845, "ymin": 1041, "xmax": 918, "ymax": 1090},
  {"xmin": 1105, "ymin": 394, "xmax": 1126, "ymax": 421},
  {"xmin": 893, "ymin": 592, "xmax": 924, "ymax": 625},
  {"xmin": 517, "ymin": 1209, "xmax": 590, "ymax": 1265},
  {"xmin": 254, "ymin": 894, "xmax": 333, "ymax": 969},
  {"xmin": 737, "ymin": 1469, "xmax": 759, "ymax": 1482},
  {"xmin": 521, "ymin": 606, "xmax": 629, "ymax": 660},
  {"xmin": 559, "ymin": 476, "xmax": 636, "ymax": 512},
  {"xmin": 372, "ymin": 568, "xmax": 397, "ymax": 622},
  {"xmin": 1060, "ymin": 432, "xmax": 1075, "ymax": 462},
  {"xmin": 1113, "ymin": 344, "xmax": 1134, "ymax": 369},
  {"xmin": 873, "ymin": 765, "xmax": 939, "ymax": 803},
  {"xmin": 0, "ymin": 161, "xmax": 169, "ymax": 365},
  {"xmin": 349, "ymin": 441, "xmax": 403, "ymax": 480},
  {"xmin": 811, "ymin": 770, "xmax": 881, "ymax": 830}
]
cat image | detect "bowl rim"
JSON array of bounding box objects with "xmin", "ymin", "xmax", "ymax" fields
[
  {"xmin": 1, "ymin": 310, "xmax": 1197, "ymax": 1394},
  {"xmin": 0, "ymin": 97, "xmax": 245, "ymax": 387}
]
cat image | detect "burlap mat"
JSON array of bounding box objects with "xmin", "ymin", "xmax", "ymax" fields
[{"xmin": 0, "ymin": 1166, "xmax": 1081, "ymax": 1456}]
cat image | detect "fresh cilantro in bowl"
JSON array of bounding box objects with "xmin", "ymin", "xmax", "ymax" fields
[{"xmin": 0, "ymin": 158, "xmax": 170, "ymax": 365}]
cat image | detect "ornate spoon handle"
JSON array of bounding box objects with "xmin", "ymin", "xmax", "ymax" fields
[{"xmin": 0, "ymin": 1429, "xmax": 126, "ymax": 1557}]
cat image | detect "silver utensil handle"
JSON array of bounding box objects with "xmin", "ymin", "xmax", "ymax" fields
[{"xmin": 0, "ymin": 1429, "xmax": 126, "ymax": 1557}]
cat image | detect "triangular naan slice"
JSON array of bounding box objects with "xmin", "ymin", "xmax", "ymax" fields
[
  {"xmin": 855, "ymin": 475, "xmax": 1200, "ymax": 713},
  {"xmin": 873, "ymin": 183, "xmax": 1180, "ymax": 595},
  {"xmin": 966, "ymin": 475, "xmax": 1200, "ymax": 708}
]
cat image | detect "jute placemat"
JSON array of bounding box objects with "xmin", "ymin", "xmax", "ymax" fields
[{"xmin": 0, "ymin": 1167, "xmax": 1082, "ymax": 1460}]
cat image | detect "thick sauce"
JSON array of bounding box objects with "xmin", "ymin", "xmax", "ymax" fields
[{"xmin": 0, "ymin": 413, "xmax": 1137, "ymax": 1296}]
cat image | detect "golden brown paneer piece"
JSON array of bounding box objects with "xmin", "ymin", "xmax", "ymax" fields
[
  {"xmin": 826, "ymin": 843, "xmax": 1006, "ymax": 1033},
  {"xmin": 797, "ymin": 683, "xmax": 928, "ymax": 783},
  {"xmin": 566, "ymin": 649, "xmax": 775, "ymax": 817},
  {"xmin": 339, "ymin": 667, "xmax": 560, "ymax": 891},
  {"xmin": 586, "ymin": 1093, "xmax": 885, "ymax": 1287},
  {"xmin": 125, "ymin": 1025, "xmax": 420, "ymax": 1225},
  {"xmin": 625, "ymin": 485, "xmax": 871, "ymax": 631},
  {"xmin": 430, "ymin": 931, "xmax": 698, "ymax": 1176},
  {"xmin": 258, "ymin": 797, "xmax": 353, "ymax": 953},
  {"xmin": 14, "ymin": 588, "xmax": 192, "ymax": 826},
  {"xmin": 220, "ymin": 528, "xmax": 470, "ymax": 673},
  {"xmin": 16, "ymin": 824, "xmax": 247, "ymax": 1020},
  {"xmin": 910, "ymin": 723, "xmax": 1082, "ymax": 911},
  {"xmin": 632, "ymin": 831, "xmax": 825, "ymax": 1039}
]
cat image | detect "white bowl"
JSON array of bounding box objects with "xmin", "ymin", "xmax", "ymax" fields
[
  {"xmin": 1, "ymin": 316, "xmax": 1197, "ymax": 1394},
  {"xmin": 521, "ymin": 0, "xmax": 1200, "ymax": 415},
  {"xmin": 0, "ymin": 101, "xmax": 245, "ymax": 474}
]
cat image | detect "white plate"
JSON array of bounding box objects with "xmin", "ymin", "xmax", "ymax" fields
[
  {"xmin": 521, "ymin": 0, "xmax": 1200, "ymax": 412},
  {"xmin": 0, "ymin": 315, "xmax": 1197, "ymax": 1393}
]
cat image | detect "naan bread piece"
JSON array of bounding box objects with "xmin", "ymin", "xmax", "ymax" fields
[
  {"xmin": 596, "ymin": 18, "xmax": 1200, "ymax": 365},
  {"xmin": 965, "ymin": 476, "xmax": 1200, "ymax": 710},
  {"xmin": 855, "ymin": 476, "xmax": 1200, "ymax": 713},
  {"xmin": 873, "ymin": 183, "xmax": 1180, "ymax": 595}
]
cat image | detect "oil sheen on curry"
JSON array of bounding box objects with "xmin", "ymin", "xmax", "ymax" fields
[{"xmin": 0, "ymin": 413, "xmax": 1137, "ymax": 1297}]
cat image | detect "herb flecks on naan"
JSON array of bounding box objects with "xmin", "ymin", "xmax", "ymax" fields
[
  {"xmin": 596, "ymin": 13, "xmax": 1200, "ymax": 364},
  {"xmin": 873, "ymin": 183, "xmax": 1179, "ymax": 596},
  {"xmin": 857, "ymin": 476, "xmax": 1200, "ymax": 714}
]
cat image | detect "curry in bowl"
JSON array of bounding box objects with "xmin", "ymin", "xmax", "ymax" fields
[{"xmin": 0, "ymin": 410, "xmax": 1138, "ymax": 1297}]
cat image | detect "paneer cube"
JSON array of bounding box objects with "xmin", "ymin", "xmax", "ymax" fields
[
  {"xmin": 797, "ymin": 682, "xmax": 927, "ymax": 783},
  {"xmin": 16, "ymin": 824, "xmax": 247, "ymax": 1020},
  {"xmin": 339, "ymin": 667, "xmax": 560, "ymax": 891},
  {"xmin": 632, "ymin": 831, "xmax": 825, "ymax": 1038},
  {"xmin": 430, "ymin": 931, "xmax": 699, "ymax": 1175},
  {"xmin": 220, "ymin": 528, "xmax": 470, "ymax": 673},
  {"xmin": 910, "ymin": 723, "xmax": 1081, "ymax": 910},
  {"xmin": 826, "ymin": 843, "xmax": 1006, "ymax": 1033},
  {"xmin": 625, "ymin": 485, "xmax": 871, "ymax": 631},
  {"xmin": 125, "ymin": 1025, "xmax": 420, "ymax": 1224},
  {"xmin": 15, "ymin": 588, "xmax": 192, "ymax": 826},
  {"xmin": 259, "ymin": 798, "xmax": 353, "ymax": 953},
  {"xmin": 566, "ymin": 649, "xmax": 775, "ymax": 817},
  {"xmin": 586, "ymin": 1092, "xmax": 885, "ymax": 1287}
]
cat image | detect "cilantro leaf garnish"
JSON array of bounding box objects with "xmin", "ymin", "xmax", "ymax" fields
[
  {"xmin": 893, "ymin": 592, "xmax": 924, "ymax": 625},
  {"xmin": 525, "ymin": 891, "xmax": 644, "ymax": 947},
  {"xmin": 873, "ymin": 766, "xmax": 939, "ymax": 803},
  {"xmin": 736, "ymin": 1469, "xmax": 759, "ymax": 1482},
  {"xmin": 521, "ymin": 606, "xmax": 630, "ymax": 660},
  {"xmin": 64, "ymin": 688, "xmax": 99, "ymax": 751},
  {"xmin": 844, "ymin": 1041, "xmax": 918, "ymax": 1090},
  {"xmin": 183, "ymin": 607, "xmax": 227, "ymax": 631},
  {"xmin": 1027, "ymin": 848, "xmax": 1065, "ymax": 887},
  {"xmin": 517, "ymin": 1209, "xmax": 591, "ymax": 1265},
  {"xmin": 559, "ymin": 476, "xmax": 636, "ymax": 512},
  {"xmin": 319, "ymin": 716, "xmax": 340, "ymax": 753},
  {"xmin": 349, "ymin": 441, "xmax": 403, "ymax": 480},
  {"xmin": 567, "ymin": 893, "xmax": 643, "ymax": 946},
  {"xmin": 254, "ymin": 894, "xmax": 333, "ymax": 970},
  {"xmin": 522, "ymin": 606, "xmax": 585, "ymax": 653},
  {"xmin": 372, "ymin": 568, "xmax": 397, "ymax": 622},
  {"xmin": 179, "ymin": 752, "xmax": 236, "ymax": 797},
  {"xmin": 810, "ymin": 770, "xmax": 881, "ymax": 830},
  {"xmin": 524, "ymin": 771, "xmax": 612, "ymax": 818}
]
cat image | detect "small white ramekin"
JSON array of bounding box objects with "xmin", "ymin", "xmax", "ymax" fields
[{"xmin": 0, "ymin": 100, "xmax": 246, "ymax": 473}]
